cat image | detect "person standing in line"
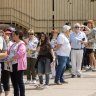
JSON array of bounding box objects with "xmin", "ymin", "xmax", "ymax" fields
[
  {"xmin": 36, "ymin": 32, "xmax": 55, "ymax": 87},
  {"xmin": 86, "ymin": 27, "xmax": 96, "ymax": 71},
  {"xmin": 50, "ymin": 29, "xmax": 58, "ymax": 79},
  {"xmin": 80, "ymin": 24, "xmax": 91, "ymax": 69},
  {"xmin": 0, "ymin": 28, "xmax": 14, "ymax": 96},
  {"xmin": 25, "ymin": 29, "xmax": 38, "ymax": 84},
  {"xmin": 0, "ymin": 30, "xmax": 7, "ymax": 60},
  {"xmin": 54, "ymin": 25, "xmax": 71, "ymax": 85},
  {"xmin": 0, "ymin": 30, "xmax": 7, "ymax": 96},
  {"xmin": 6, "ymin": 29, "xmax": 27, "ymax": 96},
  {"xmin": 70, "ymin": 23, "xmax": 87, "ymax": 78},
  {"xmin": 85, "ymin": 20, "xmax": 96, "ymax": 71}
]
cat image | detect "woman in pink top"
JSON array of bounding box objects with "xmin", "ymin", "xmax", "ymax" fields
[{"xmin": 7, "ymin": 28, "xmax": 27, "ymax": 96}]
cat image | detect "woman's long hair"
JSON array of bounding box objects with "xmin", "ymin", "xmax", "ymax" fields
[{"xmin": 40, "ymin": 32, "xmax": 49, "ymax": 46}]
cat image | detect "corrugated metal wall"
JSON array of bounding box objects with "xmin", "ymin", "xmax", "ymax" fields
[
  {"xmin": 0, "ymin": 0, "xmax": 96, "ymax": 32},
  {"xmin": 54, "ymin": 0, "xmax": 96, "ymax": 30}
]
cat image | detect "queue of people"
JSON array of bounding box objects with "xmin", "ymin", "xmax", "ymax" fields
[{"xmin": 0, "ymin": 20, "xmax": 96, "ymax": 96}]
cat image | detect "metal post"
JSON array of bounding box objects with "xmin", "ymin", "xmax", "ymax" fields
[{"xmin": 52, "ymin": 0, "xmax": 54, "ymax": 30}]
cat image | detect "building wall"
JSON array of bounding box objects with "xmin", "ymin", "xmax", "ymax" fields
[{"xmin": 0, "ymin": 0, "xmax": 96, "ymax": 32}]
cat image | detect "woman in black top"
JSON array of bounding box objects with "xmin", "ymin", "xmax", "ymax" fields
[{"xmin": 37, "ymin": 32, "xmax": 55, "ymax": 87}]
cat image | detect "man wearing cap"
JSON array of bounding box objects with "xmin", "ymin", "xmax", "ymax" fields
[
  {"xmin": 54, "ymin": 25, "xmax": 71, "ymax": 84},
  {"xmin": 70, "ymin": 23, "xmax": 87, "ymax": 78}
]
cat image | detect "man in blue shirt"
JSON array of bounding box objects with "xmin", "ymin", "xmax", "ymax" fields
[{"xmin": 70, "ymin": 23, "xmax": 87, "ymax": 78}]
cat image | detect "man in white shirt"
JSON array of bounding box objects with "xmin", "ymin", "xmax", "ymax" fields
[{"xmin": 55, "ymin": 25, "xmax": 71, "ymax": 85}]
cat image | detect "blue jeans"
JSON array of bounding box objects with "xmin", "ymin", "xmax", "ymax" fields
[
  {"xmin": 55, "ymin": 55, "xmax": 68, "ymax": 82},
  {"xmin": 66, "ymin": 57, "xmax": 72, "ymax": 69}
]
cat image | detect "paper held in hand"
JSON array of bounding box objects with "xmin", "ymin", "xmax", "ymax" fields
[
  {"xmin": 27, "ymin": 48, "xmax": 33, "ymax": 57},
  {"xmin": 4, "ymin": 61, "xmax": 13, "ymax": 72}
]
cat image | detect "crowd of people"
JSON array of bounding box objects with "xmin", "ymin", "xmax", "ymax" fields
[{"xmin": 0, "ymin": 19, "xmax": 96, "ymax": 96}]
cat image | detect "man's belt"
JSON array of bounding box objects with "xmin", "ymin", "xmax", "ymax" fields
[{"xmin": 72, "ymin": 48, "xmax": 83, "ymax": 50}]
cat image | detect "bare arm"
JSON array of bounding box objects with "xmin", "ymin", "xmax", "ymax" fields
[
  {"xmin": 0, "ymin": 51, "xmax": 7, "ymax": 59},
  {"xmin": 36, "ymin": 46, "xmax": 40, "ymax": 52},
  {"xmin": 50, "ymin": 49, "xmax": 55, "ymax": 61},
  {"xmin": 84, "ymin": 26, "xmax": 91, "ymax": 35},
  {"xmin": 54, "ymin": 44, "xmax": 62, "ymax": 51}
]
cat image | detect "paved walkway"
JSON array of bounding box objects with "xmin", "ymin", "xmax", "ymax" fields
[{"xmin": 1, "ymin": 71, "xmax": 96, "ymax": 96}]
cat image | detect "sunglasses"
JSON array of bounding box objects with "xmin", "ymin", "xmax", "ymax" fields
[
  {"xmin": 75, "ymin": 26, "xmax": 80, "ymax": 29},
  {"xmin": 81, "ymin": 27, "xmax": 84, "ymax": 28},
  {"xmin": 29, "ymin": 33, "xmax": 34, "ymax": 35}
]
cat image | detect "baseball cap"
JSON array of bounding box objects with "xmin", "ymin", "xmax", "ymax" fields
[{"xmin": 4, "ymin": 27, "xmax": 16, "ymax": 34}]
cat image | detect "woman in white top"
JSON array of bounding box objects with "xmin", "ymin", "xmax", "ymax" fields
[
  {"xmin": 55, "ymin": 25, "xmax": 71, "ymax": 84},
  {"xmin": 25, "ymin": 29, "xmax": 38, "ymax": 84}
]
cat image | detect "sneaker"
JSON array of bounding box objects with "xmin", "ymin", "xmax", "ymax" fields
[
  {"xmin": 54, "ymin": 81, "xmax": 62, "ymax": 85},
  {"xmin": 32, "ymin": 80, "xmax": 37, "ymax": 84},
  {"xmin": 44, "ymin": 84, "xmax": 49, "ymax": 88},
  {"xmin": 25, "ymin": 80, "xmax": 31, "ymax": 84},
  {"xmin": 92, "ymin": 68, "xmax": 96, "ymax": 72},
  {"xmin": 35, "ymin": 84, "xmax": 44, "ymax": 90},
  {"xmin": 77, "ymin": 75, "xmax": 81, "ymax": 78},
  {"xmin": 60, "ymin": 81, "xmax": 68, "ymax": 84},
  {"xmin": 71, "ymin": 74, "xmax": 76, "ymax": 78},
  {"xmin": 85, "ymin": 66, "xmax": 92, "ymax": 71}
]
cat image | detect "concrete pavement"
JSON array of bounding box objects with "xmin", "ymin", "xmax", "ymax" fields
[{"xmin": 1, "ymin": 71, "xmax": 96, "ymax": 96}]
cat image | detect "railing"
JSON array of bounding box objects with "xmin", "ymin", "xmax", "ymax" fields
[
  {"xmin": 0, "ymin": 7, "xmax": 96, "ymax": 32},
  {"xmin": 0, "ymin": 7, "xmax": 34, "ymax": 29},
  {"xmin": 0, "ymin": 7, "xmax": 54, "ymax": 31}
]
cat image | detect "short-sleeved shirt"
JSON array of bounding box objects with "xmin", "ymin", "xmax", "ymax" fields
[
  {"xmin": 0, "ymin": 36, "xmax": 7, "ymax": 51},
  {"xmin": 56, "ymin": 33, "xmax": 71, "ymax": 56},
  {"xmin": 0, "ymin": 36, "xmax": 7, "ymax": 62},
  {"xmin": 86, "ymin": 28, "xmax": 96, "ymax": 49},
  {"xmin": 7, "ymin": 42, "xmax": 21, "ymax": 64},
  {"xmin": 50, "ymin": 38, "xmax": 57, "ymax": 48},
  {"xmin": 26, "ymin": 37, "xmax": 38, "ymax": 58}
]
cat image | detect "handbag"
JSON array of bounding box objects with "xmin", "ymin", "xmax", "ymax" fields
[{"xmin": 4, "ymin": 61, "xmax": 12, "ymax": 72}]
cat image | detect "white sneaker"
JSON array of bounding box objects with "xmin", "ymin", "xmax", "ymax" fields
[
  {"xmin": 51, "ymin": 76, "xmax": 55, "ymax": 79},
  {"xmin": 44, "ymin": 85, "xmax": 49, "ymax": 88},
  {"xmin": 85, "ymin": 66, "xmax": 92, "ymax": 71},
  {"xmin": 32, "ymin": 80, "xmax": 37, "ymax": 84},
  {"xmin": 92, "ymin": 68, "xmax": 96, "ymax": 72},
  {"xmin": 25, "ymin": 80, "xmax": 31, "ymax": 84},
  {"xmin": 35, "ymin": 84, "xmax": 44, "ymax": 90}
]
